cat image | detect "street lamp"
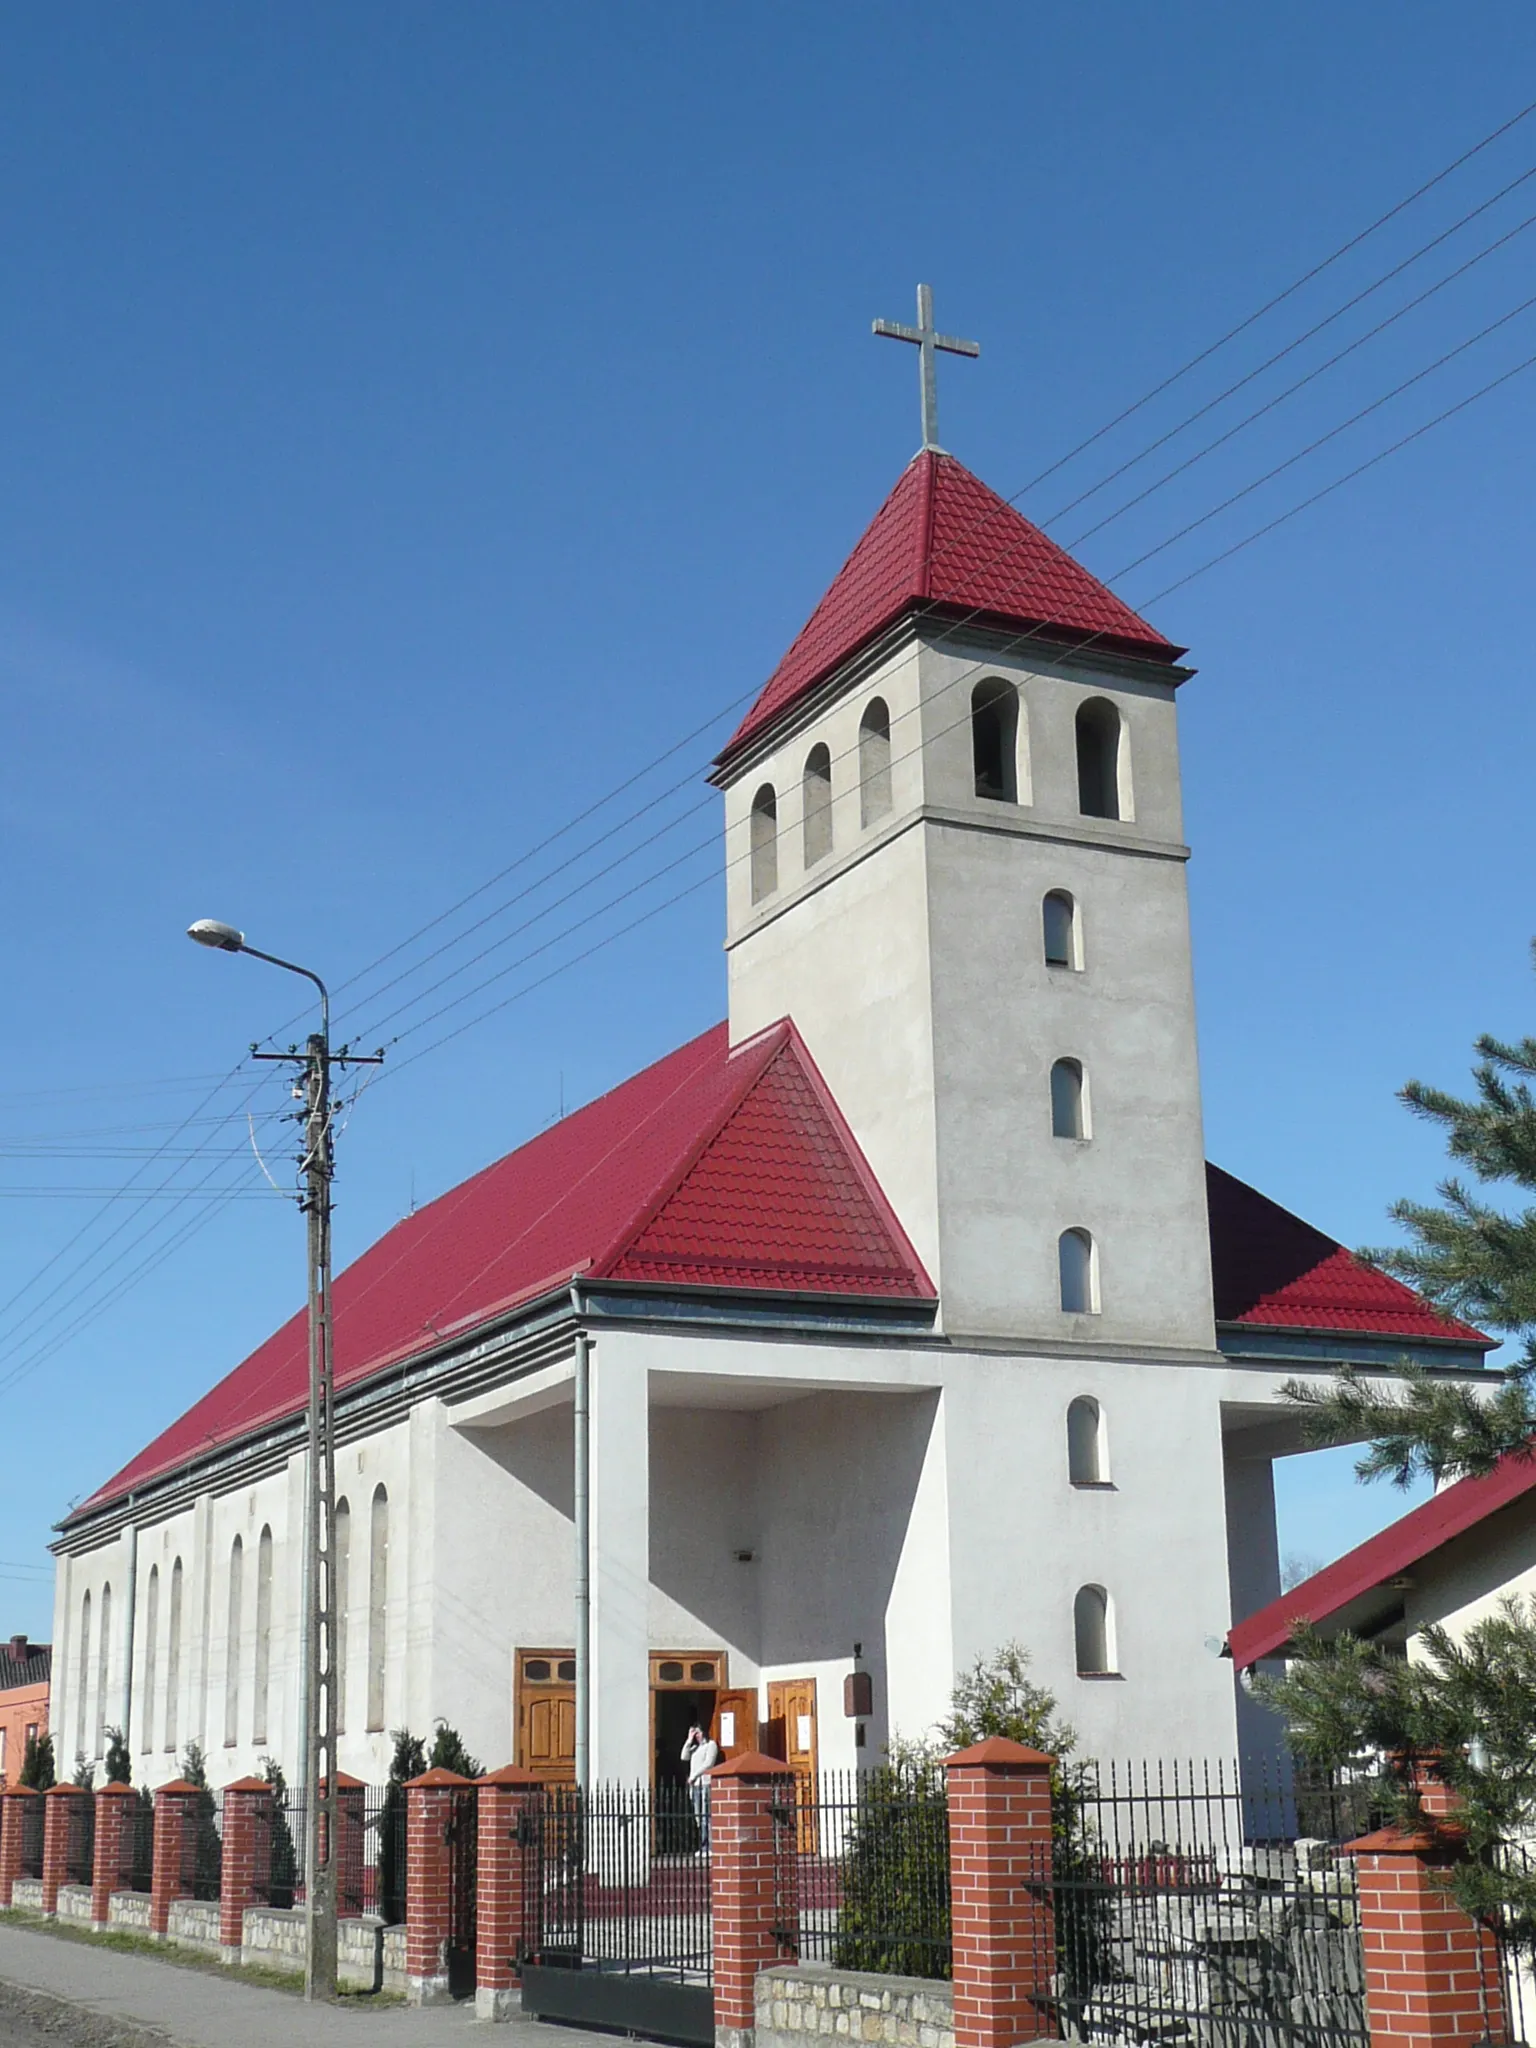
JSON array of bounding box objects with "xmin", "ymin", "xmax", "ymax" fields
[{"xmin": 187, "ymin": 918, "xmax": 340, "ymax": 2002}]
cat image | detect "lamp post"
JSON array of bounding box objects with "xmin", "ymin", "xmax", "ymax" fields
[{"xmin": 187, "ymin": 918, "xmax": 343, "ymax": 2001}]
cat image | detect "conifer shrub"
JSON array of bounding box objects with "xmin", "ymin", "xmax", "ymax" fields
[
  {"xmin": 103, "ymin": 1725, "xmax": 131, "ymax": 1787},
  {"xmin": 19, "ymin": 1731, "xmax": 54, "ymax": 1790}
]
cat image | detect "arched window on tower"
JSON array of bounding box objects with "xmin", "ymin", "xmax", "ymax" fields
[
  {"xmin": 141, "ymin": 1565, "xmax": 160, "ymax": 1755},
  {"xmin": 94, "ymin": 1584, "xmax": 111, "ymax": 1760},
  {"xmin": 253, "ymin": 1527, "xmax": 273, "ymax": 1746},
  {"xmin": 334, "ymin": 1497, "xmax": 351, "ymax": 1737},
  {"xmin": 165, "ymin": 1560, "xmax": 183, "ymax": 1753},
  {"xmin": 367, "ymin": 1485, "xmax": 389, "ymax": 1733},
  {"xmin": 1067, "ymin": 1397, "xmax": 1109, "ymax": 1486},
  {"xmin": 224, "ymin": 1537, "xmax": 243, "ymax": 1747},
  {"xmin": 1076, "ymin": 699, "xmax": 1122, "ymax": 820},
  {"xmin": 1074, "ymin": 1584, "xmax": 1116, "ymax": 1674},
  {"xmin": 76, "ymin": 1591, "xmax": 91, "ymax": 1762},
  {"xmin": 802, "ymin": 744, "xmax": 833, "ymax": 868},
  {"xmin": 859, "ymin": 698, "xmax": 892, "ymax": 827},
  {"xmin": 1051, "ymin": 1058, "xmax": 1088, "ymax": 1141},
  {"xmin": 750, "ymin": 784, "xmax": 778, "ymax": 903},
  {"xmin": 1043, "ymin": 891, "xmax": 1079, "ymax": 970},
  {"xmin": 1059, "ymin": 1228, "xmax": 1098, "ymax": 1314},
  {"xmin": 971, "ymin": 679, "xmax": 1020, "ymax": 802}
]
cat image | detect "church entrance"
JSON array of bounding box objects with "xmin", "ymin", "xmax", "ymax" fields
[
  {"xmin": 651, "ymin": 1651, "xmax": 724, "ymax": 1853},
  {"xmin": 515, "ymin": 1647, "xmax": 577, "ymax": 1782}
]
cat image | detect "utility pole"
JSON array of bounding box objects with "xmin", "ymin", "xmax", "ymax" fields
[{"xmin": 186, "ymin": 921, "xmax": 381, "ymax": 2002}]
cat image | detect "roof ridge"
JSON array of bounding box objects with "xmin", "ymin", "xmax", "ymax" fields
[{"xmin": 591, "ymin": 1024, "xmax": 789, "ymax": 1276}]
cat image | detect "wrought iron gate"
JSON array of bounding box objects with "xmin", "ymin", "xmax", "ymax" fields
[
  {"xmin": 519, "ymin": 1783, "xmax": 715, "ymax": 2048},
  {"xmin": 446, "ymin": 1785, "xmax": 479, "ymax": 1997}
]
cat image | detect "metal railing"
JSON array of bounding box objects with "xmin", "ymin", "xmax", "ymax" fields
[
  {"xmin": 366, "ymin": 1786, "xmax": 407, "ymax": 1924},
  {"xmin": 777, "ymin": 1766, "xmax": 951, "ymax": 1980},
  {"xmin": 1043, "ymin": 1756, "xmax": 1370, "ymax": 2048},
  {"xmin": 178, "ymin": 1787, "xmax": 223, "ymax": 1902},
  {"xmin": 65, "ymin": 1793, "xmax": 95, "ymax": 1887},
  {"xmin": 17, "ymin": 1794, "xmax": 44, "ymax": 1880},
  {"xmin": 121, "ymin": 1791, "xmax": 155, "ymax": 1893}
]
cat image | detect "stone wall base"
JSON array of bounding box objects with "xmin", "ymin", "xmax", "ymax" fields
[
  {"xmin": 8, "ymin": 1881, "xmax": 43, "ymax": 1913},
  {"xmin": 756, "ymin": 1963, "xmax": 955, "ymax": 2048},
  {"xmin": 107, "ymin": 1892, "xmax": 153, "ymax": 1933},
  {"xmin": 54, "ymin": 1884, "xmax": 93, "ymax": 1927},
  {"xmin": 476, "ymin": 1985, "xmax": 520, "ymax": 2022},
  {"xmin": 166, "ymin": 1899, "xmax": 221, "ymax": 1954}
]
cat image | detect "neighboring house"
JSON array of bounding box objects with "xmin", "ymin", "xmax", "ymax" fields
[
  {"xmin": 48, "ymin": 445, "xmax": 1492, "ymax": 1795},
  {"xmin": 0, "ymin": 1635, "xmax": 51, "ymax": 1786},
  {"xmin": 1227, "ymin": 1452, "xmax": 1536, "ymax": 1673}
]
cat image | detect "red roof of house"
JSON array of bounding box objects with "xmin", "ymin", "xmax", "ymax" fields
[
  {"xmin": 1228, "ymin": 1449, "xmax": 1536, "ymax": 1668},
  {"xmin": 722, "ymin": 450, "xmax": 1183, "ymax": 759},
  {"xmin": 76, "ymin": 1021, "xmax": 934, "ymax": 1518},
  {"xmin": 1206, "ymin": 1164, "xmax": 1487, "ymax": 1345}
]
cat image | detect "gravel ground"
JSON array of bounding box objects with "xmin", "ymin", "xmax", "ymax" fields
[{"xmin": 0, "ymin": 1981, "xmax": 171, "ymax": 2048}]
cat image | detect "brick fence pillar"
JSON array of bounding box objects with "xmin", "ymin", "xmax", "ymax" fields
[
  {"xmin": 0, "ymin": 1788, "xmax": 29, "ymax": 1908},
  {"xmin": 475, "ymin": 1765, "xmax": 542, "ymax": 2022},
  {"xmin": 323, "ymin": 1776, "xmax": 366, "ymax": 1918},
  {"xmin": 40, "ymin": 1783, "xmax": 88, "ymax": 1917},
  {"xmin": 150, "ymin": 1779, "xmax": 201, "ymax": 1938},
  {"xmin": 91, "ymin": 1783, "xmax": 136, "ymax": 1930},
  {"xmin": 943, "ymin": 1738, "xmax": 1056, "ymax": 2048},
  {"xmin": 219, "ymin": 1778, "xmax": 273, "ymax": 1960},
  {"xmin": 405, "ymin": 1767, "xmax": 473, "ymax": 2007},
  {"xmin": 1347, "ymin": 1819, "xmax": 1506, "ymax": 2048},
  {"xmin": 708, "ymin": 1751, "xmax": 798, "ymax": 2048}
]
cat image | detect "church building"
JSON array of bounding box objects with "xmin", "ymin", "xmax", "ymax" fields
[{"xmin": 49, "ymin": 388, "xmax": 1491, "ymax": 1797}]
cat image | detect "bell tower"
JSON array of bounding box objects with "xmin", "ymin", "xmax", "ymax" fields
[{"xmin": 712, "ymin": 444, "xmax": 1218, "ymax": 1356}]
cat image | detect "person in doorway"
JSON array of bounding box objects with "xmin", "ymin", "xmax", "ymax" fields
[{"xmin": 682, "ymin": 1722, "xmax": 720, "ymax": 1851}]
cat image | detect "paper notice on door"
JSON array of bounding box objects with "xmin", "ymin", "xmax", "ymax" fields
[
  {"xmin": 797, "ymin": 1714, "xmax": 813, "ymax": 1752},
  {"xmin": 720, "ymin": 1711, "xmax": 736, "ymax": 1748}
]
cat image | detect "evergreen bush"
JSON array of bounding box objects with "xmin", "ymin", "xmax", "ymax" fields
[
  {"xmin": 20, "ymin": 1732, "xmax": 55, "ymax": 1789},
  {"xmin": 103, "ymin": 1725, "xmax": 131, "ymax": 1787}
]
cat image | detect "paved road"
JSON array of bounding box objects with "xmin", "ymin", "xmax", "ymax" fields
[{"xmin": 0, "ymin": 1920, "xmax": 622, "ymax": 2048}]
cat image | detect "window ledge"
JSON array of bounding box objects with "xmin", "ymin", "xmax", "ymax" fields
[
  {"xmin": 1070, "ymin": 1481, "xmax": 1116, "ymax": 1492},
  {"xmin": 1075, "ymin": 1670, "xmax": 1125, "ymax": 1681}
]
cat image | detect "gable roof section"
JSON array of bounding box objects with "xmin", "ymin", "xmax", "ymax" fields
[
  {"xmin": 722, "ymin": 450, "xmax": 1183, "ymax": 761},
  {"xmin": 0, "ymin": 1640, "xmax": 51, "ymax": 1694},
  {"xmin": 1206, "ymin": 1163, "xmax": 1487, "ymax": 1346},
  {"xmin": 75, "ymin": 1021, "xmax": 934, "ymax": 1519},
  {"xmin": 1228, "ymin": 1449, "xmax": 1536, "ymax": 1668}
]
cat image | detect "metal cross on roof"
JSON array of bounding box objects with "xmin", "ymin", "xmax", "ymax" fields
[{"xmin": 873, "ymin": 283, "xmax": 979, "ymax": 452}]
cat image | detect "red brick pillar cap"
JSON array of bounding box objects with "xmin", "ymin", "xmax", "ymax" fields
[
  {"xmin": 477, "ymin": 1764, "xmax": 543, "ymax": 1786},
  {"xmin": 0, "ymin": 1786, "xmax": 35, "ymax": 1797},
  {"xmin": 154, "ymin": 1780, "xmax": 206, "ymax": 1797},
  {"xmin": 97, "ymin": 1782, "xmax": 138, "ymax": 1798},
  {"xmin": 223, "ymin": 1777, "xmax": 274, "ymax": 1795},
  {"xmin": 942, "ymin": 1737, "xmax": 1055, "ymax": 1770},
  {"xmin": 44, "ymin": 1782, "xmax": 90, "ymax": 1797},
  {"xmin": 318, "ymin": 1773, "xmax": 365, "ymax": 1791},
  {"xmin": 1344, "ymin": 1820, "xmax": 1467, "ymax": 1861},
  {"xmin": 403, "ymin": 1767, "xmax": 475, "ymax": 1788},
  {"xmin": 706, "ymin": 1750, "xmax": 795, "ymax": 1778}
]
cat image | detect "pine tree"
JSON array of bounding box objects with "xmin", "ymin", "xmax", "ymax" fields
[
  {"xmin": 19, "ymin": 1731, "xmax": 55, "ymax": 1790},
  {"xmin": 73, "ymin": 1754, "xmax": 95, "ymax": 1790},
  {"xmin": 1281, "ymin": 960, "xmax": 1536, "ymax": 1483},
  {"xmin": 103, "ymin": 1725, "xmax": 131, "ymax": 1787},
  {"xmin": 427, "ymin": 1720, "xmax": 482, "ymax": 1780}
]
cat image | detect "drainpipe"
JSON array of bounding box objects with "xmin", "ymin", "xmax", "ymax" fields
[
  {"xmin": 120, "ymin": 1519, "xmax": 138, "ymax": 1760},
  {"xmin": 570, "ymin": 1293, "xmax": 592, "ymax": 1794}
]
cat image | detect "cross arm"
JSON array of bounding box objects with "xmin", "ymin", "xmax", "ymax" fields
[
  {"xmin": 933, "ymin": 333, "xmax": 980, "ymax": 358},
  {"xmin": 872, "ymin": 319, "xmax": 923, "ymax": 343}
]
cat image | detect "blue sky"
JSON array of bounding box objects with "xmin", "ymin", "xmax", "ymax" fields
[{"xmin": 3, "ymin": 3, "xmax": 1536, "ymax": 1636}]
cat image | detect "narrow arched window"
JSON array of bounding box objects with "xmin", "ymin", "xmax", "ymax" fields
[
  {"xmin": 1051, "ymin": 1059, "xmax": 1087, "ymax": 1141},
  {"xmin": 165, "ymin": 1560, "xmax": 183, "ymax": 1753},
  {"xmin": 1074, "ymin": 1585, "xmax": 1115, "ymax": 1674},
  {"xmin": 971, "ymin": 680, "xmax": 1019, "ymax": 802},
  {"xmin": 802, "ymin": 745, "xmax": 833, "ymax": 868},
  {"xmin": 1076, "ymin": 699, "xmax": 1122, "ymax": 820},
  {"xmin": 224, "ymin": 1537, "xmax": 243, "ymax": 1747},
  {"xmin": 1059, "ymin": 1228, "xmax": 1097, "ymax": 1314},
  {"xmin": 1067, "ymin": 1398, "xmax": 1108, "ymax": 1486},
  {"xmin": 76, "ymin": 1591, "xmax": 91, "ymax": 1761},
  {"xmin": 1043, "ymin": 891, "xmax": 1078, "ymax": 969},
  {"xmin": 334, "ymin": 1498, "xmax": 351, "ymax": 1738},
  {"xmin": 367, "ymin": 1485, "xmax": 389, "ymax": 1733},
  {"xmin": 859, "ymin": 698, "xmax": 892, "ymax": 827},
  {"xmin": 750, "ymin": 784, "xmax": 778, "ymax": 903},
  {"xmin": 252, "ymin": 1528, "xmax": 273, "ymax": 1746},
  {"xmin": 141, "ymin": 1566, "xmax": 160, "ymax": 1755},
  {"xmin": 95, "ymin": 1584, "xmax": 111, "ymax": 1759}
]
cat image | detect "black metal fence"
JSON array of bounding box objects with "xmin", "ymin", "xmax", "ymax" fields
[
  {"xmin": 121, "ymin": 1791, "xmax": 154, "ymax": 1893},
  {"xmin": 65, "ymin": 1793, "xmax": 95, "ymax": 1887},
  {"xmin": 778, "ymin": 1766, "xmax": 951, "ymax": 1980},
  {"xmin": 1041, "ymin": 1757, "xmax": 1370, "ymax": 2048},
  {"xmin": 178, "ymin": 1787, "xmax": 223, "ymax": 1902},
  {"xmin": 17, "ymin": 1793, "xmax": 44, "ymax": 1880},
  {"xmin": 366, "ymin": 1785, "xmax": 407, "ymax": 1925}
]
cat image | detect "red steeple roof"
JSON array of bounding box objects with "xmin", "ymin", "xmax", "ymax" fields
[
  {"xmin": 74, "ymin": 1021, "xmax": 934, "ymax": 1518},
  {"xmin": 722, "ymin": 450, "xmax": 1183, "ymax": 759},
  {"xmin": 1206, "ymin": 1163, "xmax": 1488, "ymax": 1345}
]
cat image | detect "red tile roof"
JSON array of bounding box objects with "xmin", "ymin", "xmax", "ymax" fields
[
  {"xmin": 1228, "ymin": 1449, "xmax": 1536, "ymax": 1668},
  {"xmin": 722, "ymin": 450, "xmax": 1183, "ymax": 759},
  {"xmin": 1207, "ymin": 1164, "xmax": 1488, "ymax": 1345},
  {"xmin": 75, "ymin": 1022, "xmax": 934, "ymax": 1517}
]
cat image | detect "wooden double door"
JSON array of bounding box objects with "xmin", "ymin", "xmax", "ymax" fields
[
  {"xmin": 514, "ymin": 1646, "xmax": 766, "ymax": 1786},
  {"xmin": 763, "ymin": 1676, "xmax": 819, "ymax": 1852}
]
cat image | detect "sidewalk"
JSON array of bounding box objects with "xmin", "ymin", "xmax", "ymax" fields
[{"xmin": 0, "ymin": 1921, "xmax": 596, "ymax": 2048}]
